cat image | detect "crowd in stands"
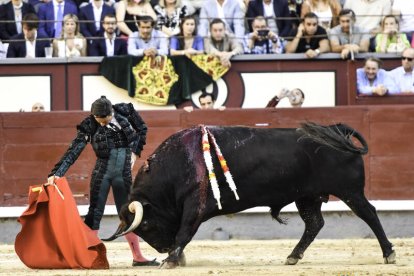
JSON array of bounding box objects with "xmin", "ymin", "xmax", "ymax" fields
[
  {"xmin": 357, "ymin": 47, "xmax": 414, "ymax": 95},
  {"xmin": 0, "ymin": 0, "xmax": 413, "ymax": 93}
]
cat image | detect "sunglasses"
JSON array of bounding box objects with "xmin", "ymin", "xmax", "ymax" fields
[{"xmin": 401, "ymin": 56, "xmax": 413, "ymax": 61}]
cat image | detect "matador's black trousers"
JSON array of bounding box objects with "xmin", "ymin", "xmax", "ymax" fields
[{"xmin": 84, "ymin": 148, "xmax": 132, "ymax": 230}]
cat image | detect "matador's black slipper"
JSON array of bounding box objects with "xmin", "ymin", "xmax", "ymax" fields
[{"xmin": 132, "ymin": 258, "xmax": 160, "ymax": 267}]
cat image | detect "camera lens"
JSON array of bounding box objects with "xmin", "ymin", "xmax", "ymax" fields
[{"xmin": 258, "ymin": 30, "xmax": 269, "ymax": 37}]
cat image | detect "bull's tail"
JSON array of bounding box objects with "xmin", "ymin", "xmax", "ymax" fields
[{"xmin": 297, "ymin": 122, "xmax": 368, "ymax": 155}]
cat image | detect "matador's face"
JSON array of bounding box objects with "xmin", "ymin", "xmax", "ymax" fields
[{"xmin": 94, "ymin": 114, "xmax": 113, "ymax": 126}]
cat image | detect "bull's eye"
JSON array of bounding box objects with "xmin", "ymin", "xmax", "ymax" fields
[{"xmin": 140, "ymin": 220, "xmax": 150, "ymax": 231}]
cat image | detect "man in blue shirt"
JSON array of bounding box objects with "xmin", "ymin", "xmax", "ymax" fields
[
  {"xmin": 127, "ymin": 15, "xmax": 169, "ymax": 57},
  {"xmin": 356, "ymin": 57, "xmax": 397, "ymax": 95}
]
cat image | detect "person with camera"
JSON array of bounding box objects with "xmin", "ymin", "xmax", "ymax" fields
[
  {"xmin": 243, "ymin": 16, "xmax": 283, "ymax": 54},
  {"xmin": 266, "ymin": 88, "xmax": 305, "ymax": 108},
  {"xmin": 285, "ymin": 12, "xmax": 329, "ymax": 58}
]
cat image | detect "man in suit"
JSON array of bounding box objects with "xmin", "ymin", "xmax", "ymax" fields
[
  {"xmin": 0, "ymin": 0, "xmax": 36, "ymax": 41},
  {"xmin": 79, "ymin": 0, "xmax": 115, "ymax": 43},
  {"xmin": 88, "ymin": 14, "xmax": 127, "ymax": 56},
  {"xmin": 38, "ymin": 0, "xmax": 78, "ymax": 38},
  {"xmin": 198, "ymin": 0, "xmax": 245, "ymax": 41},
  {"xmin": 246, "ymin": 0, "xmax": 292, "ymax": 39},
  {"xmin": 7, "ymin": 13, "xmax": 51, "ymax": 58}
]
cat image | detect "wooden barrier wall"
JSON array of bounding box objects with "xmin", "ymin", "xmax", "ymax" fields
[
  {"xmin": 1, "ymin": 106, "xmax": 413, "ymax": 207},
  {"xmin": 1, "ymin": 54, "xmax": 413, "ymax": 111}
]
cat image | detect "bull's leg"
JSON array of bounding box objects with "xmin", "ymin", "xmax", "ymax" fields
[
  {"xmin": 337, "ymin": 192, "xmax": 396, "ymax": 264},
  {"xmin": 160, "ymin": 200, "xmax": 201, "ymax": 269},
  {"xmin": 285, "ymin": 197, "xmax": 324, "ymax": 265}
]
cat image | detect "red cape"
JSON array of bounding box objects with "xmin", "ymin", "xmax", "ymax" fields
[{"xmin": 15, "ymin": 177, "xmax": 109, "ymax": 269}]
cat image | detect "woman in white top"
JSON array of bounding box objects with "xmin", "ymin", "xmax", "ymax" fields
[
  {"xmin": 300, "ymin": 0, "xmax": 341, "ymax": 30},
  {"xmin": 53, "ymin": 14, "xmax": 87, "ymax": 58}
]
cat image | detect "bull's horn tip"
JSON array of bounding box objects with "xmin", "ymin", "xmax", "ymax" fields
[{"xmin": 101, "ymin": 236, "xmax": 116, "ymax": 242}]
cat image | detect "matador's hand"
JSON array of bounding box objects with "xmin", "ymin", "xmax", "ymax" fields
[{"xmin": 46, "ymin": 175, "xmax": 60, "ymax": 186}]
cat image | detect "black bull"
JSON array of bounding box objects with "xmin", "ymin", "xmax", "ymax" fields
[{"xmin": 105, "ymin": 123, "xmax": 396, "ymax": 268}]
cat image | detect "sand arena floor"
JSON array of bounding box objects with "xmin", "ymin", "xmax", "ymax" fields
[{"xmin": 1, "ymin": 239, "xmax": 413, "ymax": 276}]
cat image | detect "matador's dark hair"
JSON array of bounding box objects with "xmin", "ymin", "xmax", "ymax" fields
[{"xmin": 91, "ymin": 96, "xmax": 112, "ymax": 118}]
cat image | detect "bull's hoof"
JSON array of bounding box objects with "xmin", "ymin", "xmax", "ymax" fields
[
  {"xmin": 285, "ymin": 257, "xmax": 299, "ymax": 265},
  {"xmin": 285, "ymin": 253, "xmax": 303, "ymax": 265},
  {"xmin": 384, "ymin": 250, "xmax": 396, "ymax": 264},
  {"xmin": 160, "ymin": 261, "xmax": 179, "ymax": 269},
  {"xmin": 178, "ymin": 253, "xmax": 186, "ymax": 266}
]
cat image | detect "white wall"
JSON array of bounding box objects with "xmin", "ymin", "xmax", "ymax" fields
[{"xmin": 0, "ymin": 76, "xmax": 51, "ymax": 112}]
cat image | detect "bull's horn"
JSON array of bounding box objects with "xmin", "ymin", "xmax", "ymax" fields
[
  {"xmin": 123, "ymin": 201, "xmax": 144, "ymax": 233},
  {"xmin": 101, "ymin": 222, "xmax": 126, "ymax": 241},
  {"xmin": 101, "ymin": 201, "xmax": 143, "ymax": 241}
]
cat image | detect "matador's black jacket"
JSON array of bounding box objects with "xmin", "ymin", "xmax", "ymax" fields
[{"xmin": 48, "ymin": 103, "xmax": 147, "ymax": 227}]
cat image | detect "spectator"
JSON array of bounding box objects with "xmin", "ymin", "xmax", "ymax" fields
[
  {"xmin": 300, "ymin": 0, "xmax": 341, "ymax": 30},
  {"xmin": 285, "ymin": 12, "xmax": 329, "ymax": 58},
  {"xmin": 389, "ymin": 48, "xmax": 414, "ymax": 94},
  {"xmin": 0, "ymin": 40, "xmax": 6, "ymax": 58},
  {"xmin": 199, "ymin": 92, "xmax": 225, "ymax": 109},
  {"xmin": 38, "ymin": 0, "xmax": 78, "ymax": 38},
  {"xmin": 246, "ymin": 0, "xmax": 291, "ymax": 39},
  {"xmin": 375, "ymin": 15, "xmax": 410, "ymax": 54},
  {"xmin": 152, "ymin": 0, "xmax": 199, "ymax": 14},
  {"xmin": 78, "ymin": 0, "xmax": 115, "ymax": 44},
  {"xmin": 185, "ymin": 0, "xmax": 203, "ymax": 12},
  {"xmin": 184, "ymin": 92, "xmax": 225, "ymax": 111},
  {"xmin": 88, "ymin": 14, "xmax": 127, "ymax": 56},
  {"xmin": 32, "ymin": 102, "xmax": 45, "ymax": 111},
  {"xmin": 243, "ymin": 16, "xmax": 283, "ymax": 54},
  {"xmin": 287, "ymin": 0, "xmax": 302, "ymax": 32},
  {"xmin": 6, "ymin": 13, "xmax": 51, "ymax": 58},
  {"xmin": 329, "ymin": 9, "xmax": 370, "ymax": 59},
  {"xmin": 198, "ymin": 0, "xmax": 245, "ymax": 41},
  {"xmin": 73, "ymin": 0, "xmax": 92, "ymax": 9},
  {"xmin": 0, "ymin": 0, "xmax": 36, "ymax": 41},
  {"xmin": 154, "ymin": 0, "xmax": 195, "ymax": 37},
  {"xmin": 127, "ymin": 15, "xmax": 168, "ymax": 56},
  {"xmin": 28, "ymin": 0, "xmax": 47, "ymax": 14},
  {"xmin": 204, "ymin": 18, "xmax": 243, "ymax": 67},
  {"xmin": 53, "ymin": 13, "xmax": 87, "ymax": 57},
  {"xmin": 116, "ymin": 0, "xmax": 156, "ymax": 38},
  {"xmin": 392, "ymin": 0, "xmax": 414, "ymax": 42},
  {"xmin": 266, "ymin": 88, "xmax": 305, "ymax": 108},
  {"xmin": 170, "ymin": 15, "xmax": 204, "ymax": 56},
  {"xmin": 343, "ymin": 0, "xmax": 391, "ymax": 36},
  {"xmin": 356, "ymin": 57, "xmax": 396, "ymax": 96}
]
